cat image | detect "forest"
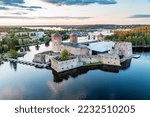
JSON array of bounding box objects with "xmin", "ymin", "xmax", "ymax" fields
[{"xmin": 105, "ymin": 26, "xmax": 150, "ymax": 46}]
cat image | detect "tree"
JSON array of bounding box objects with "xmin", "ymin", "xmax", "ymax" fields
[
  {"xmin": 0, "ymin": 45, "xmax": 2, "ymax": 53},
  {"xmin": 44, "ymin": 36, "xmax": 50, "ymax": 42},
  {"xmin": 7, "ymin": 49, "xmax": 20, "ymax": 58},
  {"xmin": 60, "ymin": 49, "xmax": 69, "ymax": 61},
  {"xmin": 2, "ymin": 45, "xmax": 8, "ymax": 52}
]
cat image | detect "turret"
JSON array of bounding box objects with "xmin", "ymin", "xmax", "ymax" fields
[
  {"xmin": 70, "ymin": 33, "xmax": 78, "ymax": 43},
  {"xmin": 51, "ymin": 33, "xmax": 62, "ymax": 52}
]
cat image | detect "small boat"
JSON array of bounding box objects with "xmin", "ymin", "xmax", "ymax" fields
[{"xmin": 133, "ymin": 54, "xmax": 141, "ymax": 59}]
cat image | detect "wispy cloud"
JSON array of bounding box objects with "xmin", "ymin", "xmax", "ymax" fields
[
  {"xmin": 11, "ymin": 12, "xmax": 28, "ymax": 15},
  {"xmin": 129, "ymin": 14, "xmax": 150, "ymax": 18},
  {"xmin": 0, "ymin": 16, "xmax": 93, "ymax": 19},
  {"xmin": 0, "ymin": 6, "xmax": 9, "ymax": 10},
  {"xmin": 0, "ymin": 0, "xmax": 24, "ymax": 5},
  {"xmin": 41, "ymin": 0, "xmax": 117, "ymax": 5},
  {"xmin": 0, "ymin": 0, "xmax": 42, "ymax": 10}
]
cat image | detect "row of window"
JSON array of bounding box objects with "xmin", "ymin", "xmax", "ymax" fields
[{"xmin": 61, "ymin": 65, "xmax": 75, "ymax": 70}]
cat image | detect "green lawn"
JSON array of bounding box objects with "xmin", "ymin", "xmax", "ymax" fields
[{"xmin": 84, "ymin": 62, "xmax": 102, "ymax": 66}]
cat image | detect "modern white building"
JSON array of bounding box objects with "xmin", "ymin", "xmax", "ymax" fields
[{"xmin": 88, "ymin": 41, "xmax": 115, "ymax": 53}]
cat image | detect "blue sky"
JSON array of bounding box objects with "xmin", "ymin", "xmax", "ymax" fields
[{"xmin": 0, "ymin": 0, "xmax": 149, "ymax": 25}]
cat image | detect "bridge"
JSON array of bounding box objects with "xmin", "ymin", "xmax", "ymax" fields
[{"xmin": 4, "ymin": 58, "xmax": 50, "ymax": 68}]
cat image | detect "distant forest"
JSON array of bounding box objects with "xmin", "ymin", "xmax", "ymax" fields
[{"xmin": 105, "ymin": 26, "xmax": 150, "ymax": 46}]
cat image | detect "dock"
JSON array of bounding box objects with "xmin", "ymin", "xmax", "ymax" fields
[{"xmin": 3, "ymin": 58, "xmax": 50, "ymax": 68}]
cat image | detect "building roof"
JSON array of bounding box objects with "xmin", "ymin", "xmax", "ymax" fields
[
  {"xmin": 52, "ymin": 33, "xmax": 61, "ymax": 37},
  {"xmin": 88, "ymin": 41, "xmax": 115, "ymax": 52},
  {"xmin": 70, "ymin": 32, "xmax": 77, "ymax": 36},
  {"xmin": 61, "ymin": 42, "xmax": 88, "ymax": 49}
]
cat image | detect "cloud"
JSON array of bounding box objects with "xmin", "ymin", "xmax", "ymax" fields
[
  {"xmin": 129, "ymin": 14, "xmax": 150, "ymax": 18},
  {"xmin": 41, "ymin": 0, "xmax": 117, "ymax": 5},
  {"xmin": 0, "ymin": 0, "xmax": 24, "ymax": 5},
  {"xmin": 11, "ymin": 12, "xmax": 28, "ymax": 15},
  {"xmin": 0, "ymin": 16, "xmax": 93, "ymax": 19},
  {"xmin": 0, "ymin": 0, "xmax": 42, "ymax": 10},
  {"xmin": 0, "ymin": 6, "xmax": 9, "ymax": 10}
]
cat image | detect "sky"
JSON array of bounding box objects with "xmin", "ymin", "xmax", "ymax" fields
[{"xmin": 0, "ymin": 0, "xmax": 149, "ymax": 26}]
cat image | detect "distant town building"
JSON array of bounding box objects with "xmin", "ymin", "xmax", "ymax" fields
[
  {"xmin": 70, "ymin": 33, "xmax": 78, "ymax": 43},
  {"xmin": 15, "ymin": 31, "xmax": 45, "ymax": 40},
  {"xmin": 51, "ymin": 33, "xmax": 62, "ymax": 52},
  {"xmin": 29, "ymin": 32, "xmax": 45, "ymax": 40},
  {"xmin": 0, "ymin": 32, "xmax": 8, "ymax": 41}
]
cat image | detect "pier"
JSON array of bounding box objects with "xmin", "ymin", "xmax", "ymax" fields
[{"xmin": 3, "ymin": 58, "xmax": 50, "ymax": 68}]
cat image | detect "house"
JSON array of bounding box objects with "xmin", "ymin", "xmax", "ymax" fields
[{"xmin": 0, "ymin": 32, "xmax": 8, "ymax": 41}]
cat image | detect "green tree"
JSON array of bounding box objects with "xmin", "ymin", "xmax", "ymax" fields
[
  {"xmin": 0, "ymin": 45, "xmax": 2, "ymax": 53},
  {"xmin": 44, "ymin": 36, "xmax": 50, "ymax": 42},
  {"xmin": 60, "ymin": 49, "xmax": 69, "ymax": 61},
  {"xmin": 2, "ymin": 45, "xmax": 8, "ymax": 52},
  {"xmin": 7, "ymin": 49, "xmax": 20, "ymax": 58}
]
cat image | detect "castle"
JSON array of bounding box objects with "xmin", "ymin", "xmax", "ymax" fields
[{"xmin": 50, "ymin": 33, "xmax": 133, "ymax": 73}]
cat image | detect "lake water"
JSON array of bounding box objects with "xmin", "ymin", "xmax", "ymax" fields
[{"xmin": 0, "ymin": 44, "xmax": 150, "ymax": 100}]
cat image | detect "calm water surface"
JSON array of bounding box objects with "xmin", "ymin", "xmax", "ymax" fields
[{"xmin": 0, "ymin": 44, "xmax": 150, "ymax": 100}]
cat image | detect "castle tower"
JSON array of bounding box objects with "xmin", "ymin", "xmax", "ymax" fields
[
  {"xmin": 96, "ymin": 33, "xmax": 104, "ymax": 41},
  {"xmin": 70, "ymin": 33, "xmax": 78, "ymax": 43},
  {"xmin": 51, "ymin": 33, "xmax": 62, "ymax": 52}
]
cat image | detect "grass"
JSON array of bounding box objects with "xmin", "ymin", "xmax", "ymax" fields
[{"xmin": 84, "ymin": 62, "xmax": 102, "ymax": 66}]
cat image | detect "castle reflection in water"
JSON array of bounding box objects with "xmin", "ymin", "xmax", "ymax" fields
[{"xmin": 52, "ymin": 59, "xmax": 132, "ymax": 83}]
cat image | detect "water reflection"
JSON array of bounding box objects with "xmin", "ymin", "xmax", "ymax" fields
[
  {"xmin": 9, "ymin": 62, "xmax": 17, "ymax": 71},
  {"xmin": 47, "ymin": 81, "xmax": 87, "ymax": 100},
  {"xmin": 52, "ymin": 59, "xmax": 132, "ymax": 83},
  {"xmin": 0, "ymin": 87, "xmax": 26, "ymax": 100},
  {"xmin": 35, "ymin": 45, "xmax": 40, "ymax": 50}
]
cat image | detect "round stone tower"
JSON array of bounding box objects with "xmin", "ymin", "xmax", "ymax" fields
[
  {"xmin": 96, "ymin": 33, "xmax": 104, "ymax": 41},
  {"xmin": 70, "ymin": 33, "xmax": 78, "ymax": 43},
  {"xmin": 51, "ymin": 33, "xmax": 62, "ymax": 52}
]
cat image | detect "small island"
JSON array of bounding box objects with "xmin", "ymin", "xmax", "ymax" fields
[{"xmin": 33, "ymin": 32, "xmax": 133, "ymax": 73}]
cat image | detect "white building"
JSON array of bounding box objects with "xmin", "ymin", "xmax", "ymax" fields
[
  {"xmin": 29, "ymin": 31, "xmax": 45, "ymax": 40},
  {"xmin": 0, "ymin": 32, "xmax": 8, "ymax": 41},
  {"xmin": 15, "ymin": 31, "xmax": 45, "ymax": 40},
  {"xmin": 88, "ymin": 41, "xmax": 115, "ymax": 53}
]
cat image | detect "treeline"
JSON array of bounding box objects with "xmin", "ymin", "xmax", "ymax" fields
[
  {"xmin": 105, "ymin": 26, "xmax": 150, "ymax": 46},
  {"xmin": 0, "ymin": 27, "xmax": 39, "ymax": 33}
]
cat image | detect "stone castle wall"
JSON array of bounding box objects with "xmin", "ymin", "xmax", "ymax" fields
[{"xmin": 60, "ymin": 44, "xmax": 92, "ymax": 56}]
